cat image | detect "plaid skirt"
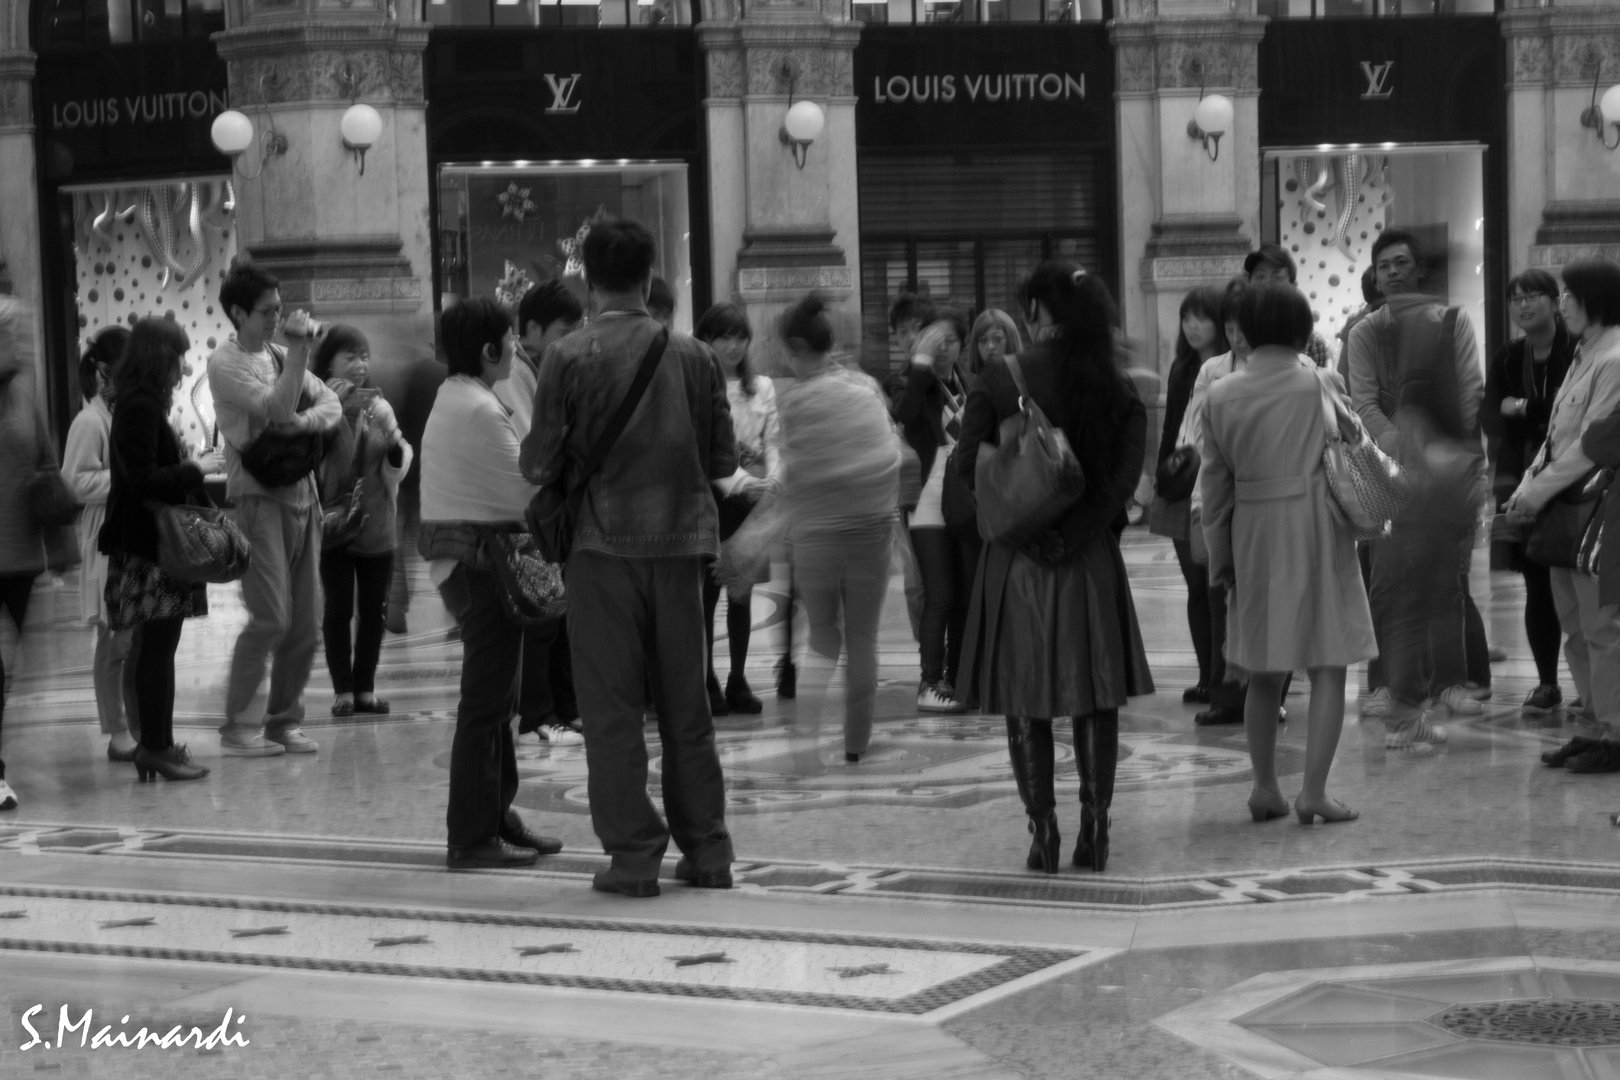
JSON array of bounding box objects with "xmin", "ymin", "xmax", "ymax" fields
[{"xmin": 104, "ymin": 550, "xmax": 208, "ymax": 631}]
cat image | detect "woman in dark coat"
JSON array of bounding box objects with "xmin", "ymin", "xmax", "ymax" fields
[
  {"xmin": 101, "ymin": 318, "xmax": 224, "ymax": 782},
  {"xmin": 957, "ymin": 263, "xmax": 1154, "ymax": 874},
  {"xmin": 1483, "ymin": 270, "xmax": 1577, "ymax": 711}
]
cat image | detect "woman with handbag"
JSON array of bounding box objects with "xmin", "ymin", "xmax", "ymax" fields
[
  {"xmin": 695, "ymin": 303, "xmax": 780, "ymax": 716},
  {"xmin": 1149, "ymin": 286, "xmax": 1227, "ymax": 705},
  {"xmin": 1505, "ymin": 259, "xmax": 1620, "ymax": 773},
  {"xmin": 100, "ymin": 318, "xmax": 225, "ymax": 783},
  {"xmin": 419, "ymin": 297, "xmax": 562, "ymax": 869},
  {"xmin": 312, "ymin": 326, "xmax": 412, "ymax": 718},
  {"xmin": 1483, "ymin": 271, "xmax": 1577, "ymax": 712},
  {"xmin": 956, "ymin": 263, "xmax": 1153, "ymax": 873},
  {"xmin": 895, "ymin": 306, "xmax": 978, "ymax": 713},
  {"xmin": 1199, "ymin": 284, "xmax": 1376, "ymax": 825},
  {"xmin": 63, "ymin": 327, "xmax": 140, "ymax": 762}
]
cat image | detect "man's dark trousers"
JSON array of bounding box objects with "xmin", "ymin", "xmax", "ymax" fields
[{"xmin": 567, "ymin": 550, "xmax": 733, "ymax": 878}]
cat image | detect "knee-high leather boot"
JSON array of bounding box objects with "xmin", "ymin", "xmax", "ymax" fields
[
  {"xmin": 1071, "ymin": 710, "xmax": 1119, "ymax": 872},
  {"xmin": 1005, "ymin": 716, "xmax": 1060, "ymax": 873}
]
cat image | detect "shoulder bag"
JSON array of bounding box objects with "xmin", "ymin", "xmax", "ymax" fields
[
  {"xmin": 1527, "ymin": 465, "xmax": 1613, "ymax": 570},
  {"xmin": 940, "ymin": 443, "xmax": 978, "ymax": 537},
  {"xmin": 1154, "ymin": 445, "xmax": 1200, "ymax": 504},
  {"xmin": 239, "ymin": 346, "xmax": 331, "ymax": 488},
  {"xmin": 475, "ymin": 525, "xmax": 566, "ymax": 626},
  {"xmin": 973, "ymin": 354, "xmax": 1086, "ymax": 546},
  {"xmin": 1315, "ymin": 369, "xmax": 1410, "ymax": 541},
  {"xmin": 526, "ymin": 328, "xmax": 669, "ymax": 564},
  {"xmin": 148, "ymin": 490, "xmax": 252, "ymax": 584},
  {"xmin": 321, "ymin": 409, "xmax": 371, "ymax": 552},
  {"xmin": 28, "ymin": 405, "xmax": 83, "ymax": 528}
]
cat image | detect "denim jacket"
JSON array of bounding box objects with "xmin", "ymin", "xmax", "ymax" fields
[{"xmin": 520, "ymin": 302, "xmax": 737, "ymax": 559}]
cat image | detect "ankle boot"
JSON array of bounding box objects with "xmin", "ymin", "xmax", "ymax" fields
[
  {"xmin": 1006, "ymin": 717, "xmax": 1060, "ymax": 873},
  {"xmin": 1071, "ymin": 710, "xmax": 1119, "ymax": 872}
]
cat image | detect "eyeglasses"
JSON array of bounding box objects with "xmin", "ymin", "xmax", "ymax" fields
[
  {"xmin": 1510, "ymin": 293, "xmax": 1550, "ymax": 306},
  {"xmin": 252, "ymin": 304, "xmax": 283, "ymax": 320}
]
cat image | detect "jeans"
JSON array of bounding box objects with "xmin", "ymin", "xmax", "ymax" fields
[
  {"xmin": 1550, "ymin": 568, "xmax": 1620, "ymax": 730},
  {"xmin": 1370, "ymin": 521, "xmax": 1470, "ymax": 707},
  {"xmin": 1172, "ymin": 539, "xmax": 1212, "ymax": 686},
  {"xmin": 1523, "ymin": 559, "xmax": 1563, "ymax": 687},
  {"xmin": 133, "ymin": 618, "xmax": 184, "ymax": 753},
  {"xmin": 441, "ymin": 564, "xmax": 522, "ymax": 848},
  {"xmin": 92, "ymin": 621, "xmax": 139, "ymax": 740},
  {"xmin": 518, "ymin": 616, "xmax": 578, "ymax": 729},
  {"xmin": 794, "ymin": 519, "xmax": 892, "ymax": 756},
  {"xmin": 320, "ymin": 549, "xmax": 393, "ymax": 696},
  {"xmin": 909, "ymin": 526, "xmax": 979, "ymax": 688},
  {"xmin": 0, "ymin": 573, "xmax": 36, "ymax": 780},
  {"xmin": 224, "ymin": 497, "xmax": 322, "ymax": 738},
  {"xmin": 566, "ymin": 551, "xmax": 732, "ymax": 877}
]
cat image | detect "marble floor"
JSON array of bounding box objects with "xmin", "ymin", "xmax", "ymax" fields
[{"xmin": 1, "ymin": 528, "xmax": 1616, "ymax": 1079}]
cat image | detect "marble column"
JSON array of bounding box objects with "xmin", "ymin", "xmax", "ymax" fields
[
  {"xmin": 1112, "ymin": 2, "xmax": 1264, "ymax": 380},
  {"xmin": 215, "ymin": 2, "xmax": 433, "ymax": 369},
  {"xmin": 0, "ymin": 48, "xmax": 46, "ymax": 410},
  {"xmin": 1503, "ymin": 2, "xmax": 1620, "ymax": 277},
  {"xmin": 699, "ymin": 0, "xmax": 861, "ymax": 370}
]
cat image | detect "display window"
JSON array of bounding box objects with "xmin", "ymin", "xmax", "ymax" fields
[
  {"xmin": 423, "ymin": 0, "xmax": 690, "ymax": 26},
  {"xmin": 437, "ymin": 161, "xmax": 692, "ymax": 331},
  {"xmin": 853, "ymin": 0, "xmax": 1104, "ymax": 25},
  {"xmin": 1260, "ymin": 143, "xmax": 1486, "ymax": 366}
]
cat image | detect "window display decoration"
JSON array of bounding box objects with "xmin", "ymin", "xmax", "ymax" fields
[
  {"xmin": 73, "ymin": 181, "xmax": 234, "ymax": 294},
  {"xmin": 1279, "ymin": 153, "xmax": 1391, "ymax": 340},
  {"xmin": 494, "ymin": 260, "xmax": 534, "ymax": 312},
  {"xmin": 555, "ymin": 210, "xmax": 605, "ymax": 280},
  {"xmin": 498, "ymin": 182, "xmax": 537, "ymax": 222}
]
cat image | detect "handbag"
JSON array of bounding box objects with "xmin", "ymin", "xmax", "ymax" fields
[
  {"xmin": 526, "ymin": 329, "xmax": 669, "ymax": 565},
  {"xmin": 1315, "ymin": 370, "xmax": 1410, "ymax": 542},
  {"xmin": 28, "ymin": 405, "xmax": 83, "ymax": 527},
  {"xmin": 147, "ymin": 493, "xmax": 252, "ymax": 584},
  {"xmin": 1527, "ymin": 466, "xmax": 1614, "ymax": 570},
  {"xmin": 1154, "ymin": 445, "xmax": 1200, "ymax": 504},
  {"xmin": 475, "ymin": 525, "xmax": 566, "ymax": 626},
  {"xmin": 239, "ymin": 348, "xmax": 332, "ymax": 488},
  {"xmin": 973, "ymin": 354, "xmax": 1086, "ymax": 546},
  {"xmin": 321, "ymin": 410, "xmax": 371, "ymax": 552},
  {"xmin": 940, "ymin": 443, "xmax": 978, "ymax": 537}
]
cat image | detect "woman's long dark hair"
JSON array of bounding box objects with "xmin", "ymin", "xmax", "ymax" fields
[
  {"xmin": 695, "ymin": 302, "xmax": 756, "ymax": 397},
  {"xmin": 1017, "ymin": 261, "xmax": 1132, "ymax": 469},
  {"xmin": 112, "ymin": 318, "xmax": 190, "ymax": 408},
  {"xmin": 1174, "ymin": 286, "xmax": 1227, "ymax": 372}
]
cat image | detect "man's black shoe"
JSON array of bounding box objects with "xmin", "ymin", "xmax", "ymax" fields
[
  {"xmin": 1542, "ymin": 735, "xmax": 1598, "ymax": 766},
  {"xmin": 592, "ymin": 867, "xmax": 661, "ymax": 897},
  {"xmin": 500, "ymin": 810, "xmax": 563, "ymax": 855},
  {"xmin": 673, "ymin": 857, "xmax": 733, "ymax": 889},
  {"xmin": 1195, "ymin": 705, "xmax": 1244, "ymax": 726},
  {"xmin": 447, "ymin": 837, "xmax": 540, "ymax": 870}
]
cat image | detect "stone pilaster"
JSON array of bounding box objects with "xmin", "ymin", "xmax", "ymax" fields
[
  {"xmin": 0, "ymin": 48, "xmax": 45, "ymax": 409},
  {"xmin": 214, "ymin": 2, "xmax": 432, "ymax": 355},
  {"xmin": 699, "ymin": 0, "xmax": 861, "ymax": 369},
  {"xmin": 1503, "ymin": 2, "xmax": 1620, "ymax": 275},
  {"xmin": 1112, "ymin": 4, "xmax": 1265, "ymax": 380}
]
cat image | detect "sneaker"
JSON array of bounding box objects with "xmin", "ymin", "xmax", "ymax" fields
[
  {"xmin": 1566, "ymin": 741, "xmax": 1620, "ymax": 774},
  {"xmin": 515, "ymin": 730, "xmax": 542, "ymax": 749},
  {"xmin": 1524, "ymin": 685, "xmax": 1563, "ymax": 712},
  {"xmin": 220, "ymin": 733, "xmax": 287, "ymax": 757},
  {"xmin": 537, "ymin": 723, "xmax": 584, "ymax": 747},
  {"xmin": 0, "ymin": 779, "xmax": 16, "ymax": 811},
  {"xmin": 1542, "ymin": 735, "xmax": 1599, "ymax": 767},
  {"xmin": 267, "ymin": 729, "xmax": 319, "ymax": 754},
  {"xmin": 1464, "ymin": 681, "xmax": 1493, "ymax": 702},
  {"xmin": 1435, "ymin": 686, "xmax": 1484, "ymax": 716},
  {"xmin": 1182, "ymin": 684, "xmax": 1210, "ymax": 704},
  {"xmin": 917, "ymin": 683, "xmax": 967, "ymax": 714},
  {"xmin": 1385, "ymin": 712, "xmax": 1449, "ymax": 750},
  {"xmin": 1488, "ymin": 645, "xmax": 1508, "ymax": 663},
  {"xmin": 1361, "ymin": 687, "xmax": 1393, "ymax": 717}
]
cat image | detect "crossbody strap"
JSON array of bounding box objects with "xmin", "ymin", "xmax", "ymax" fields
[
  {"xmin": 568, "ymin": 328, "xmax": 670, "ymax": 505},
  {"xmin": 1005, "ymin": 353, "xmax": 1031, "ymax": 405}
]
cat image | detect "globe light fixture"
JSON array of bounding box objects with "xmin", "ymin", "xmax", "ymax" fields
[
  {"xmin": 1187, "ymin": 93, "xmax": 1234, "ymax": 163},
  {"xmin": 1580, "ymin": 75, "xmax": 1620, "ymax": 152},
  {"xmin": 779, "ymin": 99, "xmax": 825, "ymax": 170},
  {"xmin": 341, "ymin": 103, "xmax": 384, "ymax": 175},
  {"xmin": 210, "ymin": 109, "xmax": 286, "ymax": 180}
]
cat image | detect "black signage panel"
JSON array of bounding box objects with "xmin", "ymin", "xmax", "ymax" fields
[
  {"xmin": 426, "ymin": 30, "xmax": 701, "ymax": 160},
  {"xmin": 855, "ymin": 26, "xmax": 1113, "ymax": 149},
  {"xmin": 1259, "ymin": 18, "xmax": 1503, "ymax": 145},
  {"xmin": 35, "ymin": 39, "xmax": 229, "ymax": 180}
]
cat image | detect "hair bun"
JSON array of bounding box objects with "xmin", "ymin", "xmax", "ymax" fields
[
  {"xmin": 799, "ymin": 293, "xmax": 825, "ymax": 319},
  {"xmin": 228, "ymin": 252, "xmax": 253, "ymax": 270}
]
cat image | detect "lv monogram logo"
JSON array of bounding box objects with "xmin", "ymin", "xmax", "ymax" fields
[
  {"xmin": 1360, "ymin": 61, "xmax": 1394, "ymax": 100},
  {"xmin": 545, "ymin": 74, "xmax": 583, "ymax": 115}
]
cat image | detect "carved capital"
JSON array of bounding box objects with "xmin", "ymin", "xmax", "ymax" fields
[
  {"xmin": 217, "ymin": 23, "xmax": 429, "ymax": 106},
  {"xmin": 745, "ymin": 45, "xmax": 854, "ymax": 98},
  {"xmin": 707, "ymin": 49, "xmax": 745, "ymax": 99},
  {"xmin": 0, "ymin": 50, "xmax": 34, "ymax": 132},
  {"xmin": 1110, "ymin": 17, "xmax": 1266, "ymax": 95},
  {"xmin": 1530, "ymin": 243, "xmax": 1620, "ymax": 274}
]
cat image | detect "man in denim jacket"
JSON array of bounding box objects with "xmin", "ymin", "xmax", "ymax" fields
[{"xmin": 521, "ymin": 218, "xmax": 738, "ymax": 897}]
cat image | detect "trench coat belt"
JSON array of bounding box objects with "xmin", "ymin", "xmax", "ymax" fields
[{"xmin": 1235, "ymin": 475, "xmax": 1308, "ymax": 501}]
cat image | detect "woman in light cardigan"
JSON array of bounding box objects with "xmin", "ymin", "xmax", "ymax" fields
[
  {"xmin": 63, "ymin": 328, "xmax": 138, "ymax": 761},
  {"xmin": 419, "ymin": 297, "xmax": 561, "ymax": 870}
]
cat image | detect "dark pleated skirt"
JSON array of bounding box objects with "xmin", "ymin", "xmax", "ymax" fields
[{"xmin": 960, "ymin": 531, "xmax": 1153, "ymax": 718}]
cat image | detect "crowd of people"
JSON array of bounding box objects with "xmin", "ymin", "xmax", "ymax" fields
[{"xmin": 0, "ymin": 213, "xmax": 1617, "ymax": 889}]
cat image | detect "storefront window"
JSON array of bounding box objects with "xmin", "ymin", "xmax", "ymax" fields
[
  {"xmin": 853, "ymin": 0, "xmax": 1103, "ymax": 24},
  {"xmin": 36, "ymin": 0, "xmax": 223, "ymax": 48},
  {"xmin": 424, "ymin": 0, "xmax": 691, "ymax": 27},
  {"xmin": 1260, "ymin": 144, "xmax": 1486, "ymax": 367},
  {"xmin": 1256, "ymin": 0, "xmax": 1495, "ymax": 16},
  {"xmin": 437, "ymin": 162, "xmax": 692, "ymax": 330}
]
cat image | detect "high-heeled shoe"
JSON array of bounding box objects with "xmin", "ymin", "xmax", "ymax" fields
[
  {"xmin": 106, "ymin": 740, "xmax": 138, "ymax": 764},
  {"xmin": 1248, "ymin": 790, "xmax": 1290, "ymax": 822},
  {"xmin": 1071, "ymin": 712, "xmax": 1118, "ymax": 872},
  {"xmin": 1006, "ymin": 717, "xmax": 1060, "ymax": 874},
  {"xmin": 133, "ymin": 744, "xmax": 209, "ymax": 783},
  {"xmin": 725, "ymin": 673, "xmax": 763, "ymax": 715},
  {"xmin": 706, "ymin": 671, "xmax": 730, "ymax": 717},
  {"xmin": 1295, "ymin": 795, "xmax": 1358, "ymax": 824},
  {"xmin": 1026, "ymin": 815, "xmax": 1061, "ymax": 874}
]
